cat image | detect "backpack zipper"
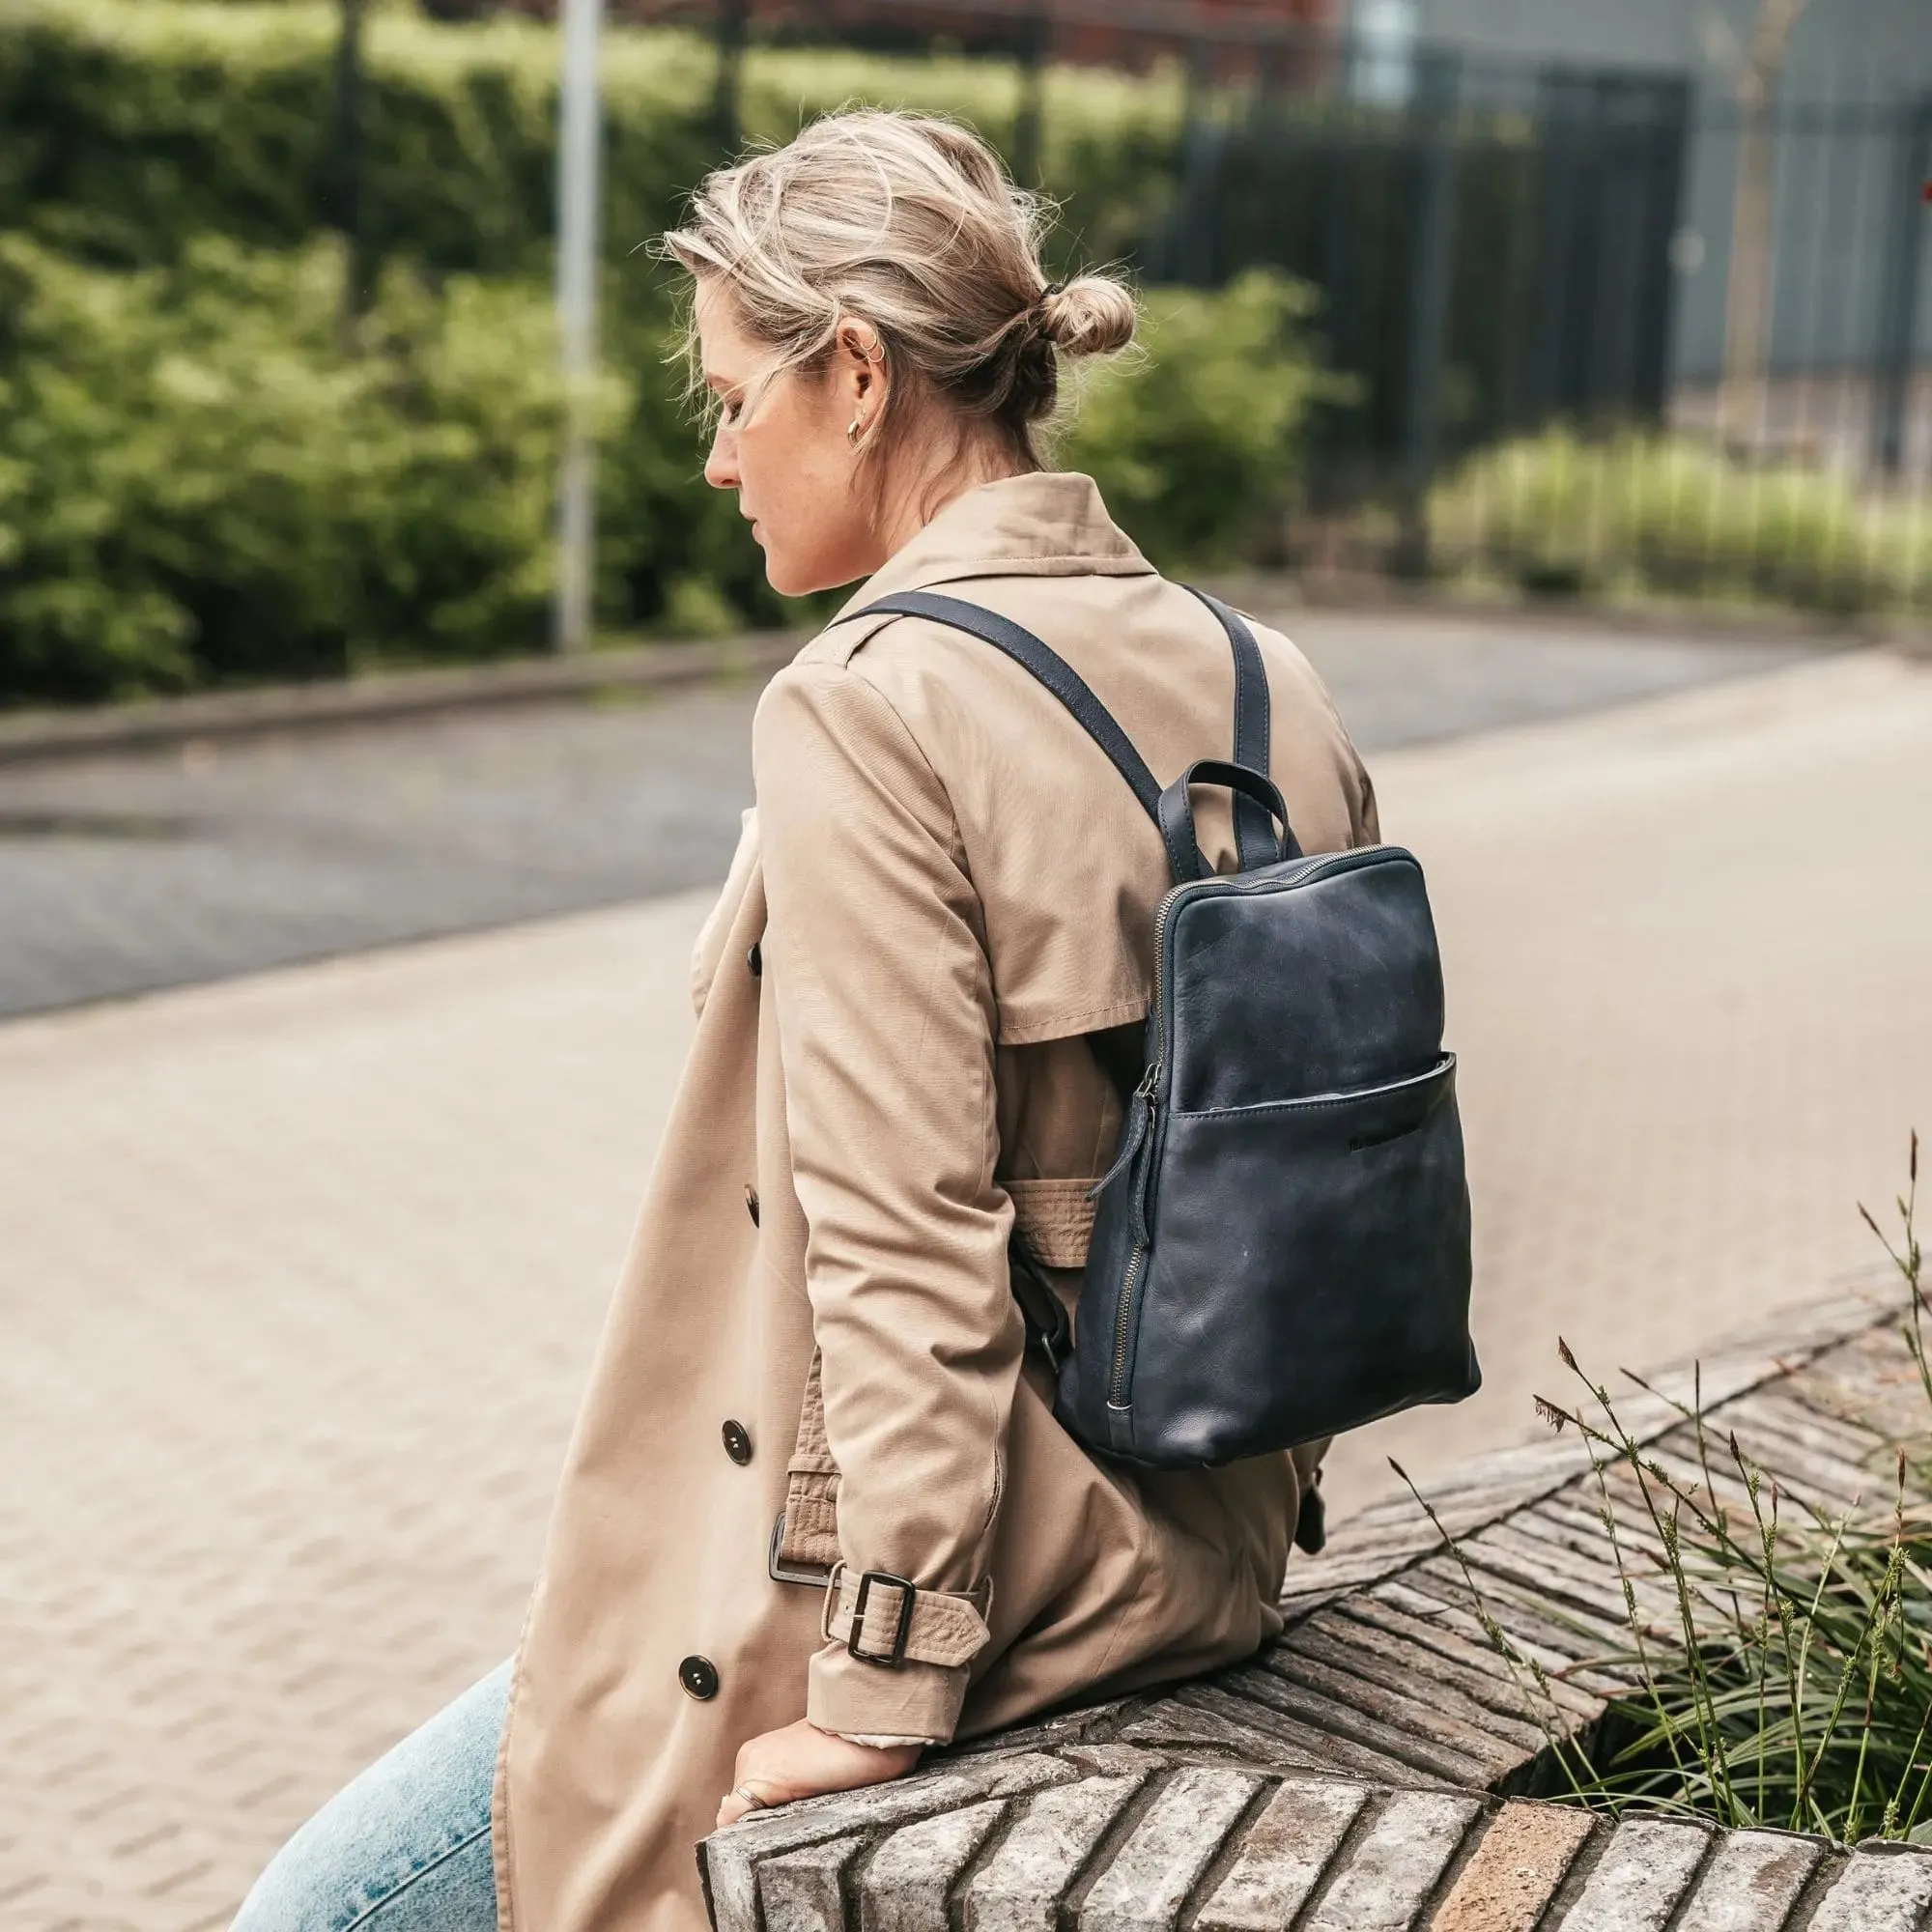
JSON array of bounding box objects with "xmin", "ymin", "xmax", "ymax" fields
[
  {"xmin": 1106, "ymin": 1062, "xmax": 1159, "ymax": 1407},
  {"xmin": 1104, "ymin": 843, "xmax": 1399, "ymax": 1412}
]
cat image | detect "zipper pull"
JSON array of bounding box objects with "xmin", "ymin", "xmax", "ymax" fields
[
  {"xmin": 1132, "ymin": 1112, "xmax": 1158, "ymax": 1251},
  {"xmin": 1089, "ymin": 1065, "xmax": 1159, "ymax": 1201}
]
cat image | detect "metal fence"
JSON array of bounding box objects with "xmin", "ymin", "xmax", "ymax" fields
[
  {"xmin": 1125, "ymin": 39, "xmax": 1932, "ymax": 604},
  {"xmin": 1139, "ymin": 51, "xmax": 1696, "ymax": 556}
]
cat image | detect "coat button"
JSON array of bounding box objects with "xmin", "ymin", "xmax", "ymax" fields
[
  {"xmin": 678, "ymin": 1655, "xmax": 720, "ymax": 1700},
  {"xmin": 747, "ymin": 942, "xmax": 762, "ymax": 978},
  {"xmin": 722, "ymin": 1419, "xmax": 753, "ymax": 1465},
  {"xmin": 745, "ymin": 1185, "xmax": 759, "ymax": 1227}
]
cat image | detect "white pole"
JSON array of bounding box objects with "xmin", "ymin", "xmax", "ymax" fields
[{"xmin": 554, "ymin": 0, "xmax": 604, "ymax": 653}]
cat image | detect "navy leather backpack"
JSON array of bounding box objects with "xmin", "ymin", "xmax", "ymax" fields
[{"xmin": 855, "ymin": 588, "xmax": 1480, "ymax": 1469}]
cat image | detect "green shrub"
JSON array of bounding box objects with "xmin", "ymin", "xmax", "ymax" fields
[
  {"xmin": 0, "ymin": 0, "xmax": 1184, "ymax": 280},
  {"xmin": 1430, "ymin": 427, "xmax": 1932, "ymax": 616},
  {"xmin": 0, "ymin": 233, "xmax": 595, "ymax": 700},
  {"xmin": 0, "ymin": 0, "xmax": 1345, "ymax": 702},
  {"xmin": 1062, "ymin": 270, "xmax": 1344, "ymax": 567},
  {"xmin": 0, "ymin": 232, "xmax": 1329, "ymax": 702}
]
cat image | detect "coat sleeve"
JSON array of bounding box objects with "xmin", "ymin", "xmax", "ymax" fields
[
  {"xmin": 1357, "ymin": 759, "xmax": 1380, "ymax": 844},
  {"xmin": 753, "ymin": 657, "xmax": 1017, "ymax": 1744}
]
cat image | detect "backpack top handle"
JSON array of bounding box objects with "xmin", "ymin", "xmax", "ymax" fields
[
  {"xmin": 1158, "ymin": 759, "xmax": 1296, "ymax": 883},
  {"xmin": 848, "ymin": 588, "xmax": 1296, "ymax": 885}
]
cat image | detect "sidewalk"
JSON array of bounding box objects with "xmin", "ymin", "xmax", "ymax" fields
[{"xmin": 3, "ymin": 648, "xmax": 1929, "ymax": 1929}]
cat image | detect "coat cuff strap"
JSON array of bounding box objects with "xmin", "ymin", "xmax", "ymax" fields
[
  {"xmin": 820, "ymin": 1564, "xmax": 992, "ymax": 1669},
  {"xmin": 808, "ymin": 1645, "xmax": 966, "ymax": 1744}
]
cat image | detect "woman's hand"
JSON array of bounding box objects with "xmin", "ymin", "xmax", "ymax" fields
[{"xmin": 715, "ymin": 1719, "xmax": 923, "ymax": 1829}]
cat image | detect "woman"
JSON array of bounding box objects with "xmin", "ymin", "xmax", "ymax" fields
[{"xmin": 237, "ymin": 108, "xmax": 1378, "ymax": 1932}]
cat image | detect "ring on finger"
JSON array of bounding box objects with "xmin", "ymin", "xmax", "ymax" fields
[{"xmin": 733, "ymin": 1781, "xmax": 774, "ymax": 1813}]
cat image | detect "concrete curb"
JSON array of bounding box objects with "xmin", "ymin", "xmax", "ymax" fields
[
  {"xmin": 1201, "ymin": 570, "xmax": 1926, "ymax": 652},
  {"xmin": 0, "ymin": 631, "xmax": 806, "ymax": 768},
  {"xmin": 3, "ymin": 589, "xmax": 1918, "ymax": 771}
]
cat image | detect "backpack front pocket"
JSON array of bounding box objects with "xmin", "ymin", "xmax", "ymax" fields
[{"xmin": 1107, "ymin": 1056, "xmax": 1476, "ymax": 1465}]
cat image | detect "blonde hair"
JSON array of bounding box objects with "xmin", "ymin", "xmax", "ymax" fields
[{"xmin": 660, "ymin": 108, "xmax": 1137, "ymax": 469}]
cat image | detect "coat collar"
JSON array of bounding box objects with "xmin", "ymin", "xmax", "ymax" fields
[{"xmin": 832, "ymin": 471, "xmax": 1153, "ymax": 620}]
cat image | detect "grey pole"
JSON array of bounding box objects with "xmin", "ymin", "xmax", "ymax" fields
[
  {"xmin": 554, "ymin": 0, "xmax": 604, "ymax": 653},
  {"xmin": 1397, "ymin": 50, "xmax": 1461, "ymax": 578},
  {"xmin": 329, "ymin": 0, "xmax": 369, "ymax": 331}
]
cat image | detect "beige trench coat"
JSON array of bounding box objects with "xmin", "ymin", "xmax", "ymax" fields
[{"xmin": 493, "ymin": 472, "xmax": 1380, "ymax": 1932}]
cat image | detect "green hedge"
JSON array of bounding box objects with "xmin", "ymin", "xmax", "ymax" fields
[
  {"xmin": 0, "ymin": 234, "xmax": 577, "ymax": 698},
  {"xmin": 0, "ymin": 0, "xmax": 1185, "ymax": 280},
  {"xmin": 0, "ymin": 233, "xmax": 1331, "ymax": 702},
  {"xmin": 0, "ymin": 0, "xmax": 1346, "ymax": 701},
  {"xmin": 0, "ymin": 230, "xmax": 810, "ymax": 701}
]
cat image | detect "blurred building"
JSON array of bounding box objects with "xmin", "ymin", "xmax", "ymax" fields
[
  {"xmin": 1379, "ymin": 0, "xmax": 1926, "ymax": 82},
  {"xmin": 508, "ymin": 0, "xmax": 1334, "ymax": 71},
  {"xmin": 745, "ymin": 0, "xmax": 1336, "ymax": 67},
  {"xmin": 1353, "ymin": 0, "xmax": 1932, "ymax": 384}
]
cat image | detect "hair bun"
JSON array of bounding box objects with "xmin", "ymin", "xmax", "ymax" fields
[{"xmin": 1038, "ymin": 274, "xmax": 1137, "ymax": 359}]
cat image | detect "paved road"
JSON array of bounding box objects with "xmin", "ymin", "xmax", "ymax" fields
[
  {"xmin": 0, "ymin": 611, "xmax": 1814, "ymax": 1017},
  {"xmin": 4, "ymin": 642, "xmax": 1927, "ymax": 1931}
]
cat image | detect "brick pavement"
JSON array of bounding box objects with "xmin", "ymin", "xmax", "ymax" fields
[{"xmin": 2, "ymin": 646, "xmax": 1928, "ymax": 1929}]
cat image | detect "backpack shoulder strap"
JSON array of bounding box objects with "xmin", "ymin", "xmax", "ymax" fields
[
  {"xmin": 1182, "ymin": 586, "xmax": 1274, "ymax": 873},
  {"xmin": 842, "ymin": 587, "xmax": 1281, "ymax": 883},
  {"xmin": 852, "ymin": 588, "xmax": 1181, "ymax": 838}
]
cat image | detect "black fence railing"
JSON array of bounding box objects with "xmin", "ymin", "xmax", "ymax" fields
[
  {"xmin": 1098, "ymin": 33, "xmax": 1930, "ymax": 608},
  {"xmin": 1137, "ymin": 58, "xmax": 1697, "ymax": 525}
]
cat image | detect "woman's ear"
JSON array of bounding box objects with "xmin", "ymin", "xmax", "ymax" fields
[{"xmin": 833, "ymin": 317, "xmax": 887, "ymax": 437}]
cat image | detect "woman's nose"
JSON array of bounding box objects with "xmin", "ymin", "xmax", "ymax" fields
[{"xmin": 704, "ymin": 427, "xmax": 738, "ymax": 491}]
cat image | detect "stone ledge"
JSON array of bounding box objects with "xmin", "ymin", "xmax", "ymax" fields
[
  {"xmin": 702, "ymin": 1749, "xmax": 1932, "ymax": 1932},
  {"xmin": 703, "ymin": 1277, "xmax": 1932, "ymax": 1930}
]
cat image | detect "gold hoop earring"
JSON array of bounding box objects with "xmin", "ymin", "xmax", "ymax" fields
[{"xmin": 846, "ymin": 415, "xmax": 865, "ymax": 447}]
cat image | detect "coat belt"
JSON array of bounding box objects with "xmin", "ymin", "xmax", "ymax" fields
[
  {"xmin": 771, "ymin": 1350, "xmax": 993, "ymax": 1667},
  {"xmin": 775, "ymin": 1349, "xmax": 841, "ymax": 1577},
  {"xmin": 768, "ymin": 1182, "xmax": 1092, "ymax": 1665}
]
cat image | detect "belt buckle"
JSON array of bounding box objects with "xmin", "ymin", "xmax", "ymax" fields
[
  {"xmin": 768, "ymin": 1512, "xmax": 833, "ymax": 1588},
  {"xmin": 848, "ymin": 1569, "xmax": 916, "ymax": 1667},
  {"xmin": 1009, "ymin": 1236, "xmax": 1072, "ymax": 1376}
]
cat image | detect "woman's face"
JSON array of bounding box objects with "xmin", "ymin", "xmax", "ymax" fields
[{"xmin": 697, "ymin": 281, "xmax": 886, "ymax": 598}]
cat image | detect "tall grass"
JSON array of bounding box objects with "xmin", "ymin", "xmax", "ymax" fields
[
  {"xmin": 1428, "ymin": 430, "xmax": 1932, "ymax": 618},
  {"xmin": 1404, "ymin": 1135, "xmax": 1932, "ymax": 1843}
]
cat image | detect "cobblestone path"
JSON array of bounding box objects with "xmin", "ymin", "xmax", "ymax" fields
[{"xmin": 2, "ymin": 643, "xmax": 1926, "ymax": 1929}]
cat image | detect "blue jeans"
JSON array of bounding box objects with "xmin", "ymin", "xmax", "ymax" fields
[{"xmin": 234, "ymin": 1662, "xmax": 509, "ymax": 1932}]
